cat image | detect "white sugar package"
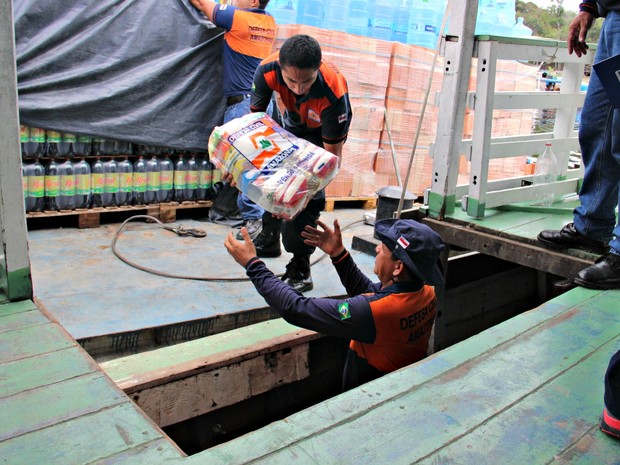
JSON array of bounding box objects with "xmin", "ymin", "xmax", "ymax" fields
[{"xmin": 208, "ymin": 112, "xmax": 338, "ymax": 219}]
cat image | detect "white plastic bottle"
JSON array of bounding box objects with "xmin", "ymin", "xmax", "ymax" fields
[{"xmin": 532, "ymin": 143, "xmax": 560, "ymax": 207}]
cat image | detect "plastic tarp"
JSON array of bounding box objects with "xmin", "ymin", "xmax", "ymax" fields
[{"xmin": 14, "ymin": 0, "xmax": 225, "ymax": 151}]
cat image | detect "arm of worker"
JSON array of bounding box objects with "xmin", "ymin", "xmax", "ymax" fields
[
  {"xmin": 188, "ymin": 0, "xmax": 218, "ymax": 23},
  {"xmin": 567, "ymin": 2, "xmax": 598, "ymax": 57},
  {"xmin": 302, "ymin": 219, "xmax": 376, "ymax": 296},
  {"xmin": 225, "ymin": 228, "xmax": 377, "ymax": 343},
  {"xmin": 249, "ymin": 66, "xmax": 274, "ymax": 113},
  {"xmin": 320, "ymin": 96, "xmax": 352, "ymax": 168}
]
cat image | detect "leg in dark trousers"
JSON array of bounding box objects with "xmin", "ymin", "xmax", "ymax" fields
[{"xmin": 601, "ymin": 348, "xmax": 620, "ymax": 439}]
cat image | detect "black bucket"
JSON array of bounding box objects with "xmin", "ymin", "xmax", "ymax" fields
[{"xmin": 375, "ymin": 185, "xmax": 415, "ymax": 226}]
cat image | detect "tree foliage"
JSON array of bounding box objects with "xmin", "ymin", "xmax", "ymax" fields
[{"xmin": 516, "ymin": 0, "xmax": 602, "ymax": 44}]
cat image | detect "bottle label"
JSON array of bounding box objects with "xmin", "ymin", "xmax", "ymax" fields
[
  {"xmin": 186, "ymin": 170, "xmax": 198, "ymax": 189},
  {"xmin": 30, "ymin": 127, "xmax": 46, "ymax": 143},
  {"xmin": 45, "ymin": 175, "xmax": 60, "ymax": 196},
  {"xmin": 29, "ymin": 176, "xmax": 45, "ymax": 198},
  {"xmin": 76, "ymin": 174, "xmax": 91, "ymax": 195},
  {"xmin": 174, "ymin": 170, "xmax": 187, "ymax": 188},
  {"xmin": 23, "ymin": 176, "xmax": 28, "ymax": 198},
  {"xmin": 104, "ymin": 172, "xmax": 119, "ymax": 193},
  {"xmin": 77, "ymin": 135, "xmax": 91, "ymax": 143},
  {"xmin": 147, "ymin": 171, "xmax": 161, "ymax": 189},
  {"xmin": 212, "ymin": 168, "xmax": 222, "ymax": 184},
  {"xmin": 63, "ymin": 133, "xmax": 77, "ymax": 143},
  {"xmin": 60, "ymin": 174, "xmax": 76, "ymax": 196},
  {"xmin": 199, "ymin": 169, "xmax": 213, "ymax": 189},
  {"xmin": 119, "ymin": 173, "xmax": 133, "ymax": 193},
  {"xmin": 47, "ymin": 131, "xmax": 62, "ymax": 143},
  {"xmin": 92, "ymin": 173, "xmax": 105, "ymax": 194},
  {"xmin": 20, "ymin": 125, "xmax": 29, "ymax": 143},
  {"xmin": 160, "ymin": 170, "xmax": 173, "ymax": 189},
  {"xmin": 133, "ymin": 172, "xmax": 147, "ymax": 193}
]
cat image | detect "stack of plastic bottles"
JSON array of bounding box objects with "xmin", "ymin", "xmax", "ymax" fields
[
  {"xmin": 20, "ymin": 125, "xmax": 220, "ymax": 213},
  {"xmin": 208, "ymin": 112, "xmax": 339, "ymax": 220},
  {"xmin": 267, "ymin": 0, "xmax": 527, "ymax": 49}
]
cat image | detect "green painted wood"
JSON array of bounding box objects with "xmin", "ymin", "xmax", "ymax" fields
[
  {"xmin": 191, "ymin": 288, "xmax": 619, "ymax": 465},
  {"xmin": 0, "ymin": 299, "xmax": 37, "ymax": 317},
  {"xmin": 101, "ymin": 319, "xmax": 313, "ymax": 384},
  {"xmin": 0, "ymin": 346, "xmax": 95, "ymax": 398},
  {"xmin": 0, "ymin": 372, "xmax": 128, "ymax": 441},
  {"xmin": 0, "ymin": 403, "xmax": 171, "ymax": 465},
  {"xmin": 94, "ymin": 438, "xmax": 185, "ymax": 465},
  {"xmin": 0, "ymin": 320, "xmax": 74, "ymax": 364},
  {"xmin": 0, "ymin": 308, "xmax": 49, "ymax": 334}
]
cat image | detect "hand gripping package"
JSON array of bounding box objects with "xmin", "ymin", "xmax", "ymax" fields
[{"xmin": 208, "ymin": 112, "xmax": 339, "ymax": 219}]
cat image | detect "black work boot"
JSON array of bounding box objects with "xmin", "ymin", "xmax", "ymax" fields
[
  {"xmin": 254, "ymin": 214, "xmax": 282, "ymax": 258},
  {"xmin": 537, "ymin": 222, "xmax": 609, "ymax": 254},
  {"xmin": 574, "ymin": 252, "xmax": 620, "ymax": 290},
  {"xmin": 282, "ymin": 255, "xmax": 313, "ymax": 293}
]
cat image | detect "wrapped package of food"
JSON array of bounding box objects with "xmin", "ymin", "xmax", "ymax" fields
[{"xmin": 208, "ymin": 112, "xmax": 338, "ymax": 219}]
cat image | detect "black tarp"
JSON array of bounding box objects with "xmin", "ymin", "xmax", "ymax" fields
[{"xmin": 14, "ymin": 0, "xmax": 225, "ymax": 151}]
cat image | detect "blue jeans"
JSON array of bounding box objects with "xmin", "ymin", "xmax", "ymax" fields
[
  {"xmin": 574, "ymin": 11, "xmax": 620, "ymax": 254},
  {"xmin": 223, "ymin": 97, "xmax": 273, "ymax": 221}
]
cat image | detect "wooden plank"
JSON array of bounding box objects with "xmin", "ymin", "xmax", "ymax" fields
[
  {"xmin": 0, "ymin": 346, "xmax": 95, "ymax": 399},
  {"xmin": 324, "ymin": 196, "xmax": 377, "ymax": 212},
  {"xmin": 131, "ymin": 343, "xmax": 311, "ymax": 427},
  {"xmin": 0, "ymin": 300, "xmax": 37, "ymax": 317},
  {"xmin": 0, "ymin": 320, "xmax": 75, "ymax": 364},
  {"xmin": 101, "ymin": 319, "xmax": 318, "ymax": 391},
  {"xmin": 0, "ymin": 372, "xmax": 127, "ymax": 441},
  {"xmin": 192, "ymin": 288, "xmax": 618, "ymax": 465},
  {"xmin": 0, "ymin": 308, "xmax": 49, "ymax": 334},
  {"xmin": 0, "ymin": 403, "xmax": 171, "ymax": 465}
]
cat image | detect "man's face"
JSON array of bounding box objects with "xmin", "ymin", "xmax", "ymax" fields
[
  {"xmin": 280, "ymin": 65, "xmax": 318, "ymax": 97},
  {"xmin": 374, "ymin": 242, "xmax": 398, "ymax": 284}
]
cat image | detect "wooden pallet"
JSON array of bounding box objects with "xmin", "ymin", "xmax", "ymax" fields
[
  {"xmin": 324, "ymin": 196, "xmax": 376, "ymax": 212},
  {"xmin": 26, "ymin": 200, "xmax": 212, "ymax": 229}
]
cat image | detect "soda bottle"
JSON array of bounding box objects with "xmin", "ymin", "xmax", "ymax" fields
[
  {"xmin": 26, "ymin": 127, "xmax": 46, "ymax": 158},
  {"xmin": 145, "ymin": 155, "xmax": 160, "ymax": 204},
  {"xmin": 102, "ymin": 158, "xmax": 119, "ymax": 207},
  {"xmin": 22, "ymin": 164, "xmax": 28, "ymax": 211},
  {"xmin": 90, "ymin": 157, "xmax": 104, "ymax": 208},
  {"xmin": 24, "ymin": 155, "xmax": 45, "ymax": 213},
  {"xmin": 132, "ymin": 155, "xmax": 147, "ymax": 205},
  {"xmin": 185, "ymin": 152, "xmax": 198, "ymax": 202},
  {"xmin": 532, "ymin": 143, "xmax": 560, "ymax": 207},
  {"xmin": 46, "ymin": 130, "xmax": 62, "ymax": 159},
  {"xmin": 59, "ymin": 133, "xmax": 74, "ymax": 157},
  {"xmin": 72, "ymin": 135, "xmax": 92, "ymax": 157},
  {"xmin": 57, "ymin": 158, "xmax": 76, "ymax": 211},
  {"xmin": 74, "ymin": 157, "xmax": 91, "ymax": 209},
  {"xmin": 173, "ymin": 154, "xmax": 187, "ymax": 202},
  {"xmin": 20, "ymin": 125, "xmax": 30, "ymax": 160},
  {"xmin": 118, "ymin": 156, "xmax": 133, "ymax": 206},
  {"xmin": 44, "ymin": 159, "xmax": 60, "ymax": 211},
  {"xmin": 158, "ymin": 152, "xmax": 174, "ymax": 203},
  {"xmin": 197, "ymin": 155, "xmax": 212, "ymax": 201}
]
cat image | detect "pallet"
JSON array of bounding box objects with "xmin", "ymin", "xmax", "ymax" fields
[
  {"xmin": 324, "ymin": 196, "xmax": 376, "ymax": 212},
  {"xmin": 26, "ymin": 200, "xmax": 212, "ymax": 229}
]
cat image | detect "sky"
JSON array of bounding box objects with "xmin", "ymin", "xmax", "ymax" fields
[{"xmin": 534, "ymin": 0, "xmax": 581, "ymax": 12}]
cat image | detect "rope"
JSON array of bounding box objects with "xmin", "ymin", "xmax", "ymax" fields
[{"xmin": 111, "ymin": 214, "xmax": 365, "ymax": 282}]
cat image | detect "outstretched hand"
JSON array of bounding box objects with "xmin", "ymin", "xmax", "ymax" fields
[
  {"xmin": 301, "ymin": 219, "xmax": 345, "ymax": 258},
  {"xmin": 224, "ymin": 227, "xmax": 257, "ymax": 267}
]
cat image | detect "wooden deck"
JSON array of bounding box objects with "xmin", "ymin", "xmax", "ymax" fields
[{"xmin": 1, "ymin": 286, "xmax": 618, "ymax": 463}]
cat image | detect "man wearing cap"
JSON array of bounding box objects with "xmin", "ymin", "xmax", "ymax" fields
[{"xmin": 224, "ymin": 217, "xmax": 445, "ymax": 391}]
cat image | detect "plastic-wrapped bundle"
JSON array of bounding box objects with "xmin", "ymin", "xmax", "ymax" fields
[{"xmin": 208, "ymin": 112, "xmax": 339, "ymax": 219}]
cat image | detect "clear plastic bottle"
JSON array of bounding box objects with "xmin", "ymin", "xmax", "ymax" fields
[
  {"xmin": 158, "ymin": 152, "xmax": 174, "ymax": 203},
  {"xmin": 25, "ymin": 155, "xmax": 45, "ymax": 213},
  {"xmin": 102, "ymin": 158, "xmax": 119, "ymax": 207},
  {"xmin": 57, "ymin": 158, "xmax": 76, "ymax": 211},
  {"xmin": 58, "ymin": 133, "xmax": 74, "ymax": 157},
  {"xmin": 185, "ymin": 152, "xmax": 198, "ymax": 202},
  {"xmin": 72, "ymin": 135, "xmax": 92, "ymax": 157},
  {"xmin": 174, "ymin": 154, "xmax": 187, "ymax": 202},
  {"xmin": 532, "ymin": 143, "xmax": 560, "ymax": 207},
  {"xmin": 391, "ymin": 0, "xmax": 410, "ymax": 43},
  {"xmin": 197, "ymin": 155, "xmax": 212, "ymax": 201},
  {"xmin": 346, "ymin": 0, "xmax": 370, "ymax": 37},
  {"xmin": 369, "ymin": 0, "xmax": 395, "ymax": 40},
  {"xmin": 26, "ymin": 127, "xmax": 46, "ymax": 158},
  {"xmin": 44, "ymin": 159, "xmax": 61, "ymax": 212},
  {"xmin": 46, "ymin": 130, "xmax": 62, "ymax": 159},
  {"xmin": 90, "ymin": 157, "xmax": 104, "ymax": 208},
  {"xmin": 117, "ymin": 157, "xmax": 133, "ymax": 206},
  {"xmin": 145, "ymin": 155, "xmax": 160, "ymax": 204},
  {"xmin": 20, "ymin": 125, "xmax": 30, "ymax": 160},
  {"xmin": 132, "ymin": 156, "xmax": 147, "ymax": 205},
  {"xmin": 511, "ymin": 17, "xmax": 533, "ymax": 37},
  {"xmin": 74, "ymin": 157, "xmax": 91, "ymax": 209},
  {"xmin": 296, "ymin": 0, "xmax": 323, "ymax": 27},
  {"xmin": 267, "ymin": 0, "xmax": 297, "ymax": 25},
  {"xmin": 22, "ymin": 164, "xmax": 28, "ymax": 210},
  {"xmin": 323, "ymin": 0, "xmax": 349, "ymax": 32},
  {"xmin": 476, "ymin": 0, "xmax": 498, "ymax": 35},
  {"xmin": 408, "ymin": 0, "xmax": 440, "ymax": 48}
]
